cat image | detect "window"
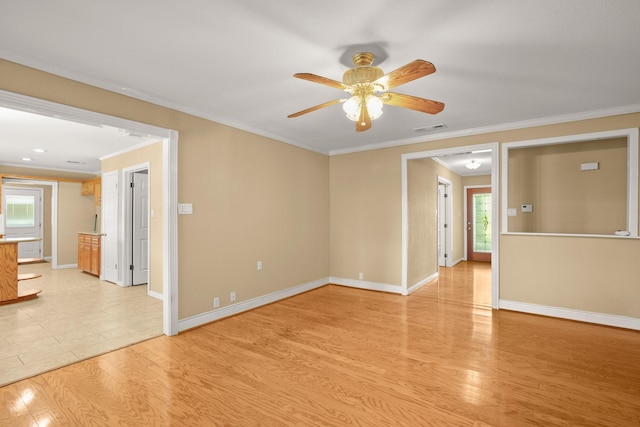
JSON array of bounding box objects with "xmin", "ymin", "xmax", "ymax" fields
[
  {"xmin": 502, "ymin": 128, "xmax": 639, "ymax": 237},
  {"xmin": 5, "ymin": 194, "xmax": 35, "ymax": 227}
]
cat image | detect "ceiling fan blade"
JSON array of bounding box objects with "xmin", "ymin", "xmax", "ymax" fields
[
  {"xmin": 356, "ymin": 101, "xmax": 372, "ymax": 132},
  {"xmin": 382, "ymin": 92, "xmax": 444, "ymax": 114},
  {"xmin": 293, "ymin": 73, "xmax": 351, "ymax": 91},
  {"xmin": 374, "ymin": 60, "xmax": 436, "ymax": 91},
  {"xmin": 288, "ymin": 99, "xmax": 345, "ymax": 118}
]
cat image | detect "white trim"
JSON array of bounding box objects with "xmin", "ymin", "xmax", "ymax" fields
[
  {"xmin": 178, "ymin": 278, "xmax": 329, "ymax": 332},
  {"xmin": 401, "ymin": 143, "xmax": 500, "ymax": 307},
  {"xmin": 407, "ymin": 272, "xmax": 438, "ymax": 295},
  {"xmin": 499, "ymin": 300, "xmax": 640, "ymax": 331},
  {"xmin": 56, "ymin": 263, "xmax": 78, "ymax": 269},
  {"xmin": 165, "ymin": 130, "xmax": 179, "ymax": 336},
  {"xmin": 451, "ymin": 257, "xmax": 465, "ymax": 267},
  {"xmin": 3, "ymin": 48, "xmax": 639, "ymax": 159},
  {"xmin": 502, "ymin": 128, "xmax": 639, "ymax": 237},
  {"xmin": 100, "ymin": 139, "xmax": 165, "ymax": 162},
  {"xmin": 2, "ymin": 178, "xmax": 59, "ymax": 268},
  {"xmin": 330, "ymin": 104, "xmax": 640, "ymax": 156},
  {"xmin": 148, "ymin": 289, "xmax": 163, "ymax": 301},
  {"xmin": 0, "ymin": 90, "xmax": 179, "ymax": 337},
  {"xmin": 330, "ymin": 276, "xmax": 402, "ymax": 294}
]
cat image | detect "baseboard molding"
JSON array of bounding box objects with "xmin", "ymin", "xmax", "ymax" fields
[
  {"xmin": 178, "ymin": 277, "xmax": 330, "ymax": 332},
  {"xmin": 148, "ymin": 290, "xmax": 163, "ymax": 300},
  {"xmin": 55, "ymin": 263, "xmax": 77, "ymax": 269},
  {"xmin": 44, "ymin": 256, "xmax": 52, "ymax": 261},
  {"xmin": 329, "ymin": 276, "xmax": 402, "ymax": 294},
  {"xmin": 407, "ymin": 272, "xmax": 438, "ymax": 295},
  {"xmin": 451, "ymin": 257, "xmax": 465, "ymax": 267},
  {"xmin": 499, "ymin": 300, "xmax": 640, "ymax": 331}
]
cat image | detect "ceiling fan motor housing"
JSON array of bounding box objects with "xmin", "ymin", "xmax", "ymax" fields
[{"xmin": 343, "ymin": 52, "xmax": 384, "ymax": 88}]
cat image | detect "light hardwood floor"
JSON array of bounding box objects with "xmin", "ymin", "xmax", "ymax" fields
[
  {"xmin": 2, "ymin": 262, "xmax": 640, "ymax": 426},
  {"xmin": 0, "ymin": 262, "xmax": 163, "ymax": 387}
]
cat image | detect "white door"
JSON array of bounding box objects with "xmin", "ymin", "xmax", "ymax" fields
[
  {"xmin": 102, "ymin": 171, "xmax": 119, "ymax": 284},
  {"xmin": 3, "ymin": 186, "xmax": 43, "ymax": 259},
  {"xmin": 437, "ymin": 184, "xmax": 447, "ymax": 267},
  {"xmin": 131, "ymin": 171, "xmax": 149, "ymax": 285}
]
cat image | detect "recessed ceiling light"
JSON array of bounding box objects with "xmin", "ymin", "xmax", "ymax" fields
[
  {"xmin": 33, "ymin": 148, "xmax": 46, "ymax": 153},
  {"xmin": 22, "ymin": 157, "xmax": 33, "ymax": 161}
]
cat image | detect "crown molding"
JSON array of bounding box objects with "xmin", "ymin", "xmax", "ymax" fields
[{"xmin": 3, "ymin": 47, "xmax": 639, "ymax": 159}]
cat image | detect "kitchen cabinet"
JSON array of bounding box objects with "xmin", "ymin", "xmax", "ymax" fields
[
  {"xmin": 78, "ymin": 232, "xmax": 101, "ymax": 276},
  {"xmin": 81, "ymin": 177, "xmax": 102, "ymax": 206}
]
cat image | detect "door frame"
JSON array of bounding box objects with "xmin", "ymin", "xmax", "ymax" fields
[
  {"xmin": 401, "ymin": 142, "xmax": 500, "ymax": 308},
  {"xmin": 0, "ymin": 89, "xmax": 179, "ymax": 336},
  {"xmin": 123, "ymin": 163, "xmax": 151, "ymax": 290},
  {"xmin": 2, "ymin": 179, "xmax": 59, "ymax": 267},
  {"xmin": 2, "ymin": 185, "xmax": 44, "ymax": 258}
]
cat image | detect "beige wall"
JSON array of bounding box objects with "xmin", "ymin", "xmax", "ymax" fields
[
  {"xmin": 3, "ymin": 58, "xmax": 640, "ymax": 322},
  {"xmin": 407, "ymin": 159, "xmax": 438, "ymax": 286},
  {"xmin": 0, "ymin": 59, "xmax": 330, "ymax": 320},
  {"xmin": 507, "ymin": 138, "xmax": 627, "ymax": 234},
  {"xmin": 406, "ymin": 158, "xmax": 465, "ymax": 287},
  {"xmin": 462, "ymin": 175, "xmax": 491, "ymax": 187},
  {"xmin": 102, "ymin": 142, "xmax": 164, "ymax": 294},
  {"xmin": 58, "ymin": 181, "xmax": 97, "ymax": 265},
  {"xmin": 330, "ymin": 114, "xmax": 640, "ymax": 319}
]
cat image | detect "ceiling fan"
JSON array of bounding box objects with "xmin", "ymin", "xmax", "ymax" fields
[{"xmin": 288, "ymin": 52, "xmax": 444, "ymax": 132}]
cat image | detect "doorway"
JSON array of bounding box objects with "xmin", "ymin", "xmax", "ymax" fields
[
  {"xmin": 437, "ymin": 177, "xmax": 453, "ymax": 268},
  {"xmin": 0, "ymin": 90, "xmax": 178, "ymax": 335},
  {"xmin": 401, "ymin": 143, "xmax": 499, "ymax": 308},
  {"xmin": 2, "ymin": 185, "xmax": 44, "ymax": 259}
]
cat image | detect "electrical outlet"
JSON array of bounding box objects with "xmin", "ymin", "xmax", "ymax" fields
[
  {"xmin": 257, "ymin": 261, "xmax": 263, "ymax": 271},
  {"xmin": 230, "ymin": 291, "xmax": 236, "ymax": 302},
  {"xmin": 213, "ymin": 297, "xmax": 220, "ymax": 308}
]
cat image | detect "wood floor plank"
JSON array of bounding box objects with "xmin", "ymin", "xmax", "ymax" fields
[{"xmin": 1, "ymin": 262, "xmax": 639, "ymax": 426}]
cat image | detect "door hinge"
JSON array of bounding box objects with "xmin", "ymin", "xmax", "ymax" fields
[
  {"xmin": 444, "ymin": 223, "xmax": 448, "ymax": 228},
  {"xmin": 130, "ymin": 182, "xmax": 135, "ymax": 188},
  {"xmin": 130, "ymin": 264, "xmax": 134, "ymax": 271},
  {"xmin": 444, "ymin": 193, "xmax": 448, "ymax": 198},
  {"xmin": 444, "ymin": 254, "xmax": 448, "ymax": 258}
]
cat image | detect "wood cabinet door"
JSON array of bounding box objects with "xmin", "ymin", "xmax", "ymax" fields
[{"xmin": 90, "ymin": 236, "xmax": 100, "ymax": 276}]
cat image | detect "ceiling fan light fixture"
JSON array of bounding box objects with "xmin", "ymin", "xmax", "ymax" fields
[
  {"xmin": 465, "ymin": 160, "xmax": 481, "ymax": 170},
  {"xmin": 366, "ymin": 95, "xmax": 383, "ymax": 120},
  {"xmin": 343, "ymin": 96, "xmax": 361, "ymax": 121}
]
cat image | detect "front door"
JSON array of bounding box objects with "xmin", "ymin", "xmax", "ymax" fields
[
  {"xmin": 2, "ymin": 186, "xmax": 43, "ymax": 259},
  {"xmin": 466, "ymin": 187, "xmax": 492, "ymax": 262}
]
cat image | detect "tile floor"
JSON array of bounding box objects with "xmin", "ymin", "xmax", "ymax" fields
[{"xmin": 0, "ymin": 262, "xmax": 163, "ymax": 387}]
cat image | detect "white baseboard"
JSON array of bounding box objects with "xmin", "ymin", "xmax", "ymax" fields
[
  {"xmin": 329, "ymin": 276, "xmax": 402, "ymax": 294},
  {"xmin": 56, "ymin": 263, "xmax": 77, "ymax": 269},
  {"xmin": 44, "ymin": 256, "xmax": 52, "ymax": 261},
  {"xmin": 178, "ymin": 277, "xmax": 330, "ymax": 332},
  {"xmin": 148, "ymin": 290, "xmax": 163, "ymax": 300},
  {"xmin": 407, "ymin": 272, "xmax": 438, "ymax": 295},
  {"xmin": 499, "ymin": 300, "xmax": 640, "ymax": 331},
  {"xmin": 451, "ymin": 257, "xmax": 465, "ymax": 267}
]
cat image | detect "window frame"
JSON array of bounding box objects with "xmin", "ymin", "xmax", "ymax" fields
[{"xmin": 501, "ymin": 128, "xmax": 639, "ymax": 237}]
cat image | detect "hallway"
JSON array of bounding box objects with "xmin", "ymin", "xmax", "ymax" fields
[{"xmin": 417, "ymin": 261, "xmax": 491, "ymax": 307}]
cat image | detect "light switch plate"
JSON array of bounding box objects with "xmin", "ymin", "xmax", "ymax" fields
[{"xmin": 178, "ymin": 203, "xmax": 193, "ymax": 215}]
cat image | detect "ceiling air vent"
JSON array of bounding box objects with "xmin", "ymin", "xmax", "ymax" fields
[
  {"xmin": 413, "ymin": 123, "xmax": 447, "ymax": 133},
  {"xmin": 66, "ymin": 160, "xmax": 85, "ymax": 164}
]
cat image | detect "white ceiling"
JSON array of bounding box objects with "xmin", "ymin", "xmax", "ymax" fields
[{"xmin": 1, "ymin": 1, "xmax": 639, "ymax": 174}]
